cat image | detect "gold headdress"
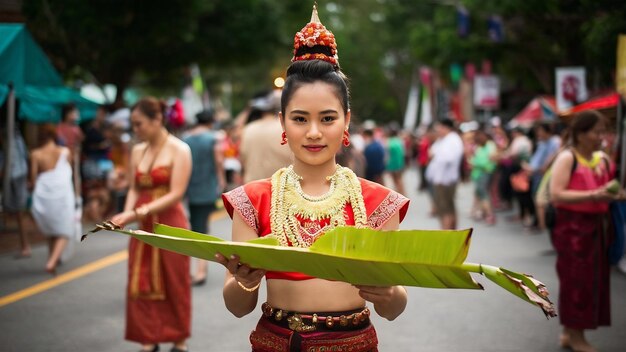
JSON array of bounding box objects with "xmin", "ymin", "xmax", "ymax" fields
[{"xmin": 292, "ymin": 3, "xmax": 339, "ymax": 67}]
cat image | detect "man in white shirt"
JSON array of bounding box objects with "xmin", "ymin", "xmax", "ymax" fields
[{"xmin": 426, "ymin": 118, "xmax": 465, "ymax": 229}]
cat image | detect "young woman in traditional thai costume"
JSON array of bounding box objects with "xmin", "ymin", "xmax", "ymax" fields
[
  {"xmin": 111, "ymin": 97, "xmax": 192, "ymax": 352},
  {"xmin": 216, "ymin": 6, "xmax": 410, "ymax": 351},
  {"xmin": 550, "ymin": 110, "xmax": 621, "ymax": 352}
]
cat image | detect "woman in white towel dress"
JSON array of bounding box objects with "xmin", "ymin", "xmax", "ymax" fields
[{"xmin": 30, "ymin": 124, "xmax": 75, "ymax": 274}]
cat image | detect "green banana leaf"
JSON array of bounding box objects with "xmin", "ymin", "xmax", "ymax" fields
[{"xmin": 87, "ymin": 224, "xmax": 555, "ymax": 318}]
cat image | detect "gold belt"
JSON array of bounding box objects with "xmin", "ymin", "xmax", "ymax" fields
[{"xmin": 261, "ymin": 302, "xmax": 370, "ymax": 333}]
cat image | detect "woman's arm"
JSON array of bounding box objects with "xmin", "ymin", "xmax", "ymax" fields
[
  {"xmin": 122, "ymin": 147, "xmax": 140, "ymax": 212},
  {"xmin": 28, "ymin": 150, "xmax": 39, "ymax": 190},
  {"xmin": 215, "ymin": 212, "xmax": 266, "ymax": 318},
  {"xmin": 355, "ymin": 212, "xmax": 408, "ymax": 321},
  {"xmin": 111, "ymin": 146, "xmax": 141, "ymax": 226}
]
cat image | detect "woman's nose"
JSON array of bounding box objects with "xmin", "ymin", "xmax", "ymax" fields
[{"xmin": 306, "ymin": 123, "xmax": 322, "ymax": 139}]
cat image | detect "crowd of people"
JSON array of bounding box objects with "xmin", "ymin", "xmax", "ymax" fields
[{"xmin": 3, "ymin": 85, "xmax": 625, "ymax": 352}]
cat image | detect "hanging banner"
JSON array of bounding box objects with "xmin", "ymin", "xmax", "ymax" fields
[
  {"xmin": 555, "ymin": 67, "xmax": 587, "ymax": 112},
  {"xmin": 617, "ymin": 35, "xmax": 626, "ymax": 97},
  {"xmin": 473, "ymin": 75, "xmax": 500, "ymax": 110},
  {"xmin": 403, "ymin": 78, "xmax": 419, "ymax": 131}
]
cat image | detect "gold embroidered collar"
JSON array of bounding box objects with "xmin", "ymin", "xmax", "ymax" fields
[{"xmin": 270, "ymin": 165, "xmax": 367, "ymax": 247}]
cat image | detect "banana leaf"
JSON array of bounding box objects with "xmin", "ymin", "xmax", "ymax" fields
[{"xmin": 86, "ymin": 224, "xmax": 555, "ymax": 318}]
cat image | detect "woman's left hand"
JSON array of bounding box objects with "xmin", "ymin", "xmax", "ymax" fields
[
  {"xmin": 110, "ymin": 210, "xmax": 136, "ymax": 228},
  {"xmin": 354, "ymin": 285, "xmax": 396, "ymax": 306}
]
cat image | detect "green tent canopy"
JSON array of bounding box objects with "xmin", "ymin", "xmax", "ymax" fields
[{"xmin": 0, "ymin": 23, "xmax": 98, "ymax": 122}]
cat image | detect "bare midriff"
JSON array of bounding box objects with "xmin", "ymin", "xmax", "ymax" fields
[{"xmin": 266, "ymin": 278, "xmax": 365, "ymax": 312}]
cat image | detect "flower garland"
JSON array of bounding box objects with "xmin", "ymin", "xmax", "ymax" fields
[{"xmin": 270, "ymin": 165, "xmax": 367, "ymax": 248}]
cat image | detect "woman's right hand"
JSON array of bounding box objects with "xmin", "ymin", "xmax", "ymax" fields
[
  {"xmin": 110, "ymin": 210, "xmax": 135, "ymax": 228},
  {"xmin": 591, "ymin": 188, "xmax": 623, "ymax": 202},
  {"xmin": 215, "ymin": 253, "xmax": 265, "ymax": 288}
]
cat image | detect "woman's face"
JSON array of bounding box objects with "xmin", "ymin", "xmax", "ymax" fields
[
  {"xmin": 577, "ymin": 121, "xmax": 606, "ymax": 151},
  {"xmin": 130, "ymin": 109, "xmax": 161, "ymax": 142},
  {"xmin": 281, "ymin": 81, "xmax": 350, "ymax": 168}
]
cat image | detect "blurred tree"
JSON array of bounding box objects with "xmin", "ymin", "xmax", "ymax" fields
[
  {"xmin": 22, "ymin": 0, "xmax": 307, "ymax": 106},
  {"xmin": 22, "ymin": 0, "xmax": 626, "ymax": 123},
  {"xmin": 383, "ymin": 0, "xmax": 626, "ymax": 94}
]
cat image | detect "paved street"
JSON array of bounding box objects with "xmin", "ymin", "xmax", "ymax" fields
[{"xmin": 0, "ymin": 168, "xmax": 625, "ymax": 351}]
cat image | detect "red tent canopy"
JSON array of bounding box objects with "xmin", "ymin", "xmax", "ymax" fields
[
  {"xmin": 509, "ymin": 96, "xmax": 556, "ymax": 128},
  {"xmin": 560, "ymin": 93, "xmax": 621, "ymax": 119}
]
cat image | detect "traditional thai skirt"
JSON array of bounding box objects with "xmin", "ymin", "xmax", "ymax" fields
[{"xmin": 250, "ymin": 302, "xmax": 378, "ymax": 352}]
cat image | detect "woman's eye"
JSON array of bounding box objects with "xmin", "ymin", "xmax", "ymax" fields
[
  {"xmin": 322, "ymin": 116, "xmax": 336, "ymax": 123},
  {"xmin": 292, "ymin": 116, "xmax": 306, "ymax": 123}
]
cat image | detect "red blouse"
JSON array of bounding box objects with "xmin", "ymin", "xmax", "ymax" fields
[{"xmin": 222, "ymin": 178, "xmax": 410, "ymax": 280}]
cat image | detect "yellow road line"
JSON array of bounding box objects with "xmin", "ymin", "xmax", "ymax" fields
[
  {"xmin": 0, "ymin": 250, "xmax": 128, "ymax": 308},
  {"xmin": 0, "ymin": 210, "xmax": 229, "ymax": 308}
]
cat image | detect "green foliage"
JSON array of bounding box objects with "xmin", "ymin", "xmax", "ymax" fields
[
  {"xmin": 21, "ymin": 0, "xmax": 626, "ymax": 121},
  {"xmin": 21, "ymin": 0, "xmax": 304, "ymax": 104}
]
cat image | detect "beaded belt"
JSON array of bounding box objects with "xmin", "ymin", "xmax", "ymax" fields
[{"xmin": 261, "ymin": 302, "xmax": 370, "ymax": 333}]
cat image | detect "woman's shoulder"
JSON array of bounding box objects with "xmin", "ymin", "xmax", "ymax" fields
[
  {"xmin": 244, "ymin": 178, "xmax": 272, "ymax": 194},
  {"xmin": 358, "ymin": 177, "xmax": 410, "ymax": 227},
  {"xmin": 131, "ymin": 141, "xmax": 148, "ymax": 154},
  {"xmin": 223, "ymin": 178, "xmax": 272, "ymax": 205},
  {"xmin": 168, "ymin": 134, "xmax": 191, "ymax": 153}
]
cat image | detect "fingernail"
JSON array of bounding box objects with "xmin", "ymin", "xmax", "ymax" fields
[{"xmin": 230, "ymin": 255, "xmax": 236, "ymax": 260}]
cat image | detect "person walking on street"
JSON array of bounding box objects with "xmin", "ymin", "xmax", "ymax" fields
[
  {"xmin": 426, "ymin": 118, "xmax": 464, "ymax": 229},
  {"xmin": 385, "ymin": 126, "xmax": 406, "ymax": 195},
  {"xmin": 110, "ymin": 97, "xmax": 193, "ymax": 352},
  {"xmin": 363, "ymin": 128, "xmax": 385, "ymax": 185},
  {"xmin": 469, "ymin": 128, "xmax": 497, "ymax": 225},
  {"xmin": 30, "ymin": 124, "xmax": 76, "ymax": 274},
  {"xmin": 1, "ymin": 127, "xmax": 31, "ymax": 258},
  {"xmin": 239, "ymin": 90, "xmax": 292, "ymax": 183},
  {"xmin": 182, "ymin": 109, "xmax": 225, "ymax": 286}
]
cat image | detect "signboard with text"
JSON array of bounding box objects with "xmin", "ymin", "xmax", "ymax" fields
[{"xmin": 473, "ymin": 75, "xmax": 500, "ymax": 110}]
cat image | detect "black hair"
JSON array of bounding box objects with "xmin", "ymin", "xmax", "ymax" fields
[
  {"xmin": 568, "ymin": 110, "xmax": 605, "ymax": 146},
  {"xmin": 61, "ymin": 103, "xmax": 77, "ymax": 122},
  {"xmin": 131, "ymin": 97, "xmax": 167, "ymax": 124},
  {"xmin": 437, "ymin": 118, "xmax": 455, "ymax": 130},
  {"xmin": 280, "ymin": 60, "xmax": 349, "ymax": 117},
  {"xmin": 534, "ymin": 121, "xmax": 552, "ymax": 134},
  {"xmin": 195, "ymin": 109, "xmax": 214, "ymax": 125}
]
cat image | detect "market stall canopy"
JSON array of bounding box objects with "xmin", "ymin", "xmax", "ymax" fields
[
  {"xmin": 508, "ymin": 96, "xmax": 556, "ymax": 128},
  {"xmin": 0, "ymin": 23, "xmax": 98, "ymax": 122},
  {"xmin": 559, "ymin": 93, "xmax": 621, "ymax": 122}
]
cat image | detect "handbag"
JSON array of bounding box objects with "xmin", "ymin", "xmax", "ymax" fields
[{"xmin": 510, "ymin": 171, "xmax": 530, "ymax": 192}]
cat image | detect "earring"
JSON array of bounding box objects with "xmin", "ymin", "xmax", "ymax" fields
[
  {"xmin": 342, "ymin": 130, "xmax": 350, "ymax": 147},
  {"xmin": 280, "ymin": 131, "xmax": 288, "ymax": 145}
]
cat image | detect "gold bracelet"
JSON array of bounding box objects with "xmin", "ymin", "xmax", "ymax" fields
[{"xmin": 236, "ymin": 279, "xmax": 261, "ymax": 292}]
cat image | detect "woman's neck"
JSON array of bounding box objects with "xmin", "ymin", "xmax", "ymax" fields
[
  {"xmin": 149, "ymin": 128, "xmax": 168, "ymax": 147},
  {"xmin": 292, "ymin": 159, "xmax": 338, "ymax": 187},
  {"xmin": 574, "ymin": 144, "xmax": 594, "ymax": 160}
]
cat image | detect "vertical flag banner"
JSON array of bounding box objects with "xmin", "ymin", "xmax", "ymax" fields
[
  {"xmin": 457, "ymin": 6, "xmax": 470, "ymax": 38},
  {"xmin": 617, "ymin": 35, "xmax": 626, "ymax": 97},
  {"xmin": 403, "ymin": 77, "xmax": 419, "ymax": 131},
  {"xmin": 555, "ymin": 67, "xmax": 587, "ymax": 112},
  {"xmin": 487, "ymin": 15, "xmax": 504, "ymax": 42}
]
